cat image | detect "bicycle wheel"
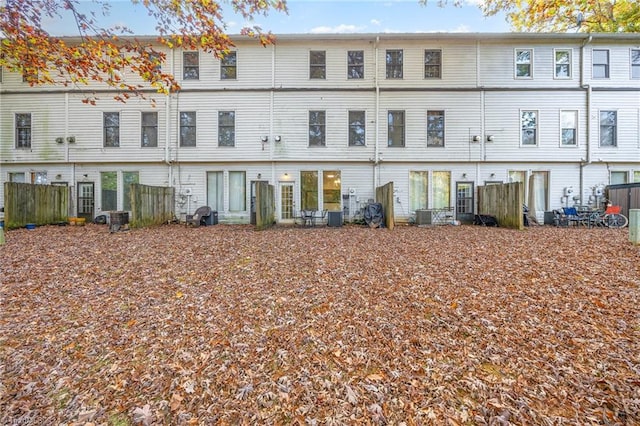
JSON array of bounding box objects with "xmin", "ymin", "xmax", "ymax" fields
[{"xmin": 605, "ymin": 213, "xmax": 628, "ymax": 228}]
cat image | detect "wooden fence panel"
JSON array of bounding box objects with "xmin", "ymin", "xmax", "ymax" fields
[
  {"xmin": 606, "ymin": 184, "xmax": 640, "ymax": 218},
  {"xmin": 478, "ymin": 182, "xmax": 524, "ymax": 229},
  {"xmin": 255, "ymin": 182, "xmax": 275, "ymax": 230},
  {"xmin": 3, "ymin": 182, "xmax": 68, "ymax": 229},
  {"xmin": 376, "ymin": 182, "xmax": 395, "ymax": 230},
  {"xmin": 129, "ymin": 184, "xmax": 175, "ymax": 228}
]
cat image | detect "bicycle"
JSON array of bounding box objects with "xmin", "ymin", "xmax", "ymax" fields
[{"xmin": 588, "ymin": 204, "xmax": 628, "ymax": 228}]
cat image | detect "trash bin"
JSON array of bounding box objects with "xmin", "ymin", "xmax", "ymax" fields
[
  {"xmin": 205, "ymin": 210, "xmax": 218, "ymax": 225},
  {"xmin": 109, "ymin": 211, "xmax": 129, "ymax": 232},
  {"xmin": 327, "ymin": 211, "xmax": 343, "ymax": 227}
]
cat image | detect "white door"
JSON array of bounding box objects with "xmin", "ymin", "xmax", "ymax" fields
[{"xmin": 279, "ymin": 182, "xmax": 295, "ymax": 223}]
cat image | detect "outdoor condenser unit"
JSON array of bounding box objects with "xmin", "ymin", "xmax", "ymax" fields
[{"xmin": 415, "ymin": 209, "xmax": 433, "ymax": 225}]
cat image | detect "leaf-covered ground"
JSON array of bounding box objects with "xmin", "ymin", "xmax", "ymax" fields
[{"xmin": 1, "ymin": 224, "xmax": 639, "ymax": 425}]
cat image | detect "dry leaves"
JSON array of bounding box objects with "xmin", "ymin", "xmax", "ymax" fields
[{"xmin": 1, "ymin": 224, "xmax": 639, "ymax": 424}]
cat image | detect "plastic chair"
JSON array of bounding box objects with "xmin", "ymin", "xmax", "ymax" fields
[{"xmin": 186, "ymin": 206, "xmax": 212, "ymax": 227}]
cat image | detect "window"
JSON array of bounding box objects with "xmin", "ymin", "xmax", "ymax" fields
[
  {"xmin": 229, "ymin": 171, "xmax": 246, "ymax": 211},
  {"xmin": 218, "ymin": 111, "xmax": 235, "ymax": 147},
  {"xmin": 631, "ymin": 49, "xmax": 640, "ymax": 79},
  {"xmin": 555, "ymin": 49, "xmax": 572, "ymax": 78},
  {"xmin": 221, "ymin": 51, "xmax": 237, "ymax": 80},
  {"xmin": 508, "ymin": 170, "xmax": 526, "ymax": 184},
  {"xmin": 531, "ymin": 171, "xmax": 549, "ymax": 212},
  {"xmin": 15, "ymin": 113, "xmax": 31, "ymax": 148},
  {"xmin": 427, "ymin": 110, "xmax": 445, "ymax": 147},
  {"xmin": 593, "ymin": 49, "xmax": 609, "ymax": 78},
  {"xmin": 432, "ymin": 171, "xmax": 450, "ymax": 209},
  {"xmin": 348, "ymin": 111, "xmax": 366, "ymax": 146},
  {"xmin": 9, "ymin": 172, "xmax": 25, "ymax": 182},
  {"xmin": 388, "ymin": 111, "xmax": 405, "ymax": 147},
  {"xmin": 123, "ymin": 171, "xmax": 139, "ymax": 211},
  {"xmin": 323, "ymin": 171, "xmax": 341, "ymax": 211},
  {"xmin": 347, "ymin": 50, "xmax": 364, "ymax": 79},
  {"xmin": 103, "ymin": 112, "xmax": 120, "ymax": 147},
  {"xmin": 409, "ymin": 171, "xmax": 428, "ymax": 212},
  {"xmin": 521, "ymin": 111, "xmax": 538, "ymax": 146},
  {"xmin": 207, "ymin": 171, "xmax": 224, "ymax": 211},
  {"xmin": 424, "ymin": 49, "xmax": 441, "ymax": 79},
  {"xmin": 599, "ymin": 111, "xmax": 617, "ymax": 147},
  {"xmin": 180, "ymin": 112, "xmax": 197, "ymax": 147},
  {"xmin": 101, "ymin": 171, "xmax": 117, "ymax": 211},
  {"xmin": 183, "ymin": 51, "xmax": 199, "ymax": 80},
  {"xmin": 515, "ymin": 49, "xmax": 533, "ymax": 78},
  {"xmin": 560, "ymin": 110, "xmax": 578, "ymax": 146},
  {"xmin": 309, "ymin": 111, "xmax": 326, "ymax": 146},
  {"xmin": 386, "ymin": 49, "xmax": 403, "ymax": 79},
  {"xmin": 301, "ymin": 171, "xmax": 319, "ymax": 210},
  {"xmin": 610, "ymin": 171, "xmax": 627, "ymax": 185},
  {"xmin": 141, "ymin": 112, "xmax": 158, "ymax": 147},
  {"xmin": 310, "ymin": 51, "xmax": 326, "ymax": 79},
  {"xmin": 634, "ymin": 171, "xmax": 640, "ymax": 183},
  {"xmin": 31, "ymin": 171, "xmax": 47, "ymax": 184}
]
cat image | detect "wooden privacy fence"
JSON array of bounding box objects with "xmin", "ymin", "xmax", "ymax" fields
[
  {"xmin": 129, "ymin": 184, "xmax": 175, "ymax": 228},
  {"xmin": 606, "ymin": 183, "xmax": 640, "ymax": 218},
  {"xmin": 255, "ymin": 181, "xmax": 275, "ymax": 230},
  {"xmin": 3, "ymin": 182, "xmax": 69, "ymax": 229},
  {"xmin": 376, "ymin": 181, "xmax": 395, "ymax": 230},
  {"xmin": 478, "ymin": 182, "xmax": 524, "ymax": 229}
]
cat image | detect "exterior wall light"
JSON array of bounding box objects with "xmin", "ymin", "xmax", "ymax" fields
[
  {"xmin": 486, "ymin": 135, "xmax": 494, "ymax": 142},
  {"xmin": 274, "ymin": 135, "xmax": 281, "ymax": 142},
  {"xmin": 261, "ymin": 136, "xmax": 269, "ymax": 143}
]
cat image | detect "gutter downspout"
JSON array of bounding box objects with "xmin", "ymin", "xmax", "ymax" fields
[
  {"xmin": 580, "ymin": 35, "xmax": 593, "ymax": 205},
  {"xmin": 165, "ymin": 48, "xmax": 175, "ymax": 187},
  {"xmin": 271, "ymin": 43, "xmax": 276, "ymax": 184},
  {"xmin": 374, "ymin": 36, "xmax": 380, "ymax": 194}
]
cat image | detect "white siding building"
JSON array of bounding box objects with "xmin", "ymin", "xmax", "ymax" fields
[{"xmin": 1, "ymin": 32, "xmax": 640, "ymax": 224}]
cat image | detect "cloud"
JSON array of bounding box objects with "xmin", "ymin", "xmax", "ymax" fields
[
  {"xmin": 310, "ymin": 24, "xmax": 367, "ymax": 34},
  {"xmin": 370, "ymin": 19, "xmax": 381, "ymax": 26}
]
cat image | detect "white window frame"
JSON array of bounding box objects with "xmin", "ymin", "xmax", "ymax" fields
[
  {"xmin": 426, "ymin": 110, "xmax": 445, "ymax": 147},
  {"xmin": 515, "ymin": 48, "xmax": 533, "ymax": 79},
  {"xmin": 592, "ymin": 49, "xmax": 610, "ymax": 79},
  {"xmin": 309, "ymin": 50, "xmax": 326, "ymax": 80},
  {"xmin": 183, "ymin": 51, "xmax": 199, "ymax": 80},
  {"xmin": 424, "ymin": 49, "xmax": 442, "ymax": 79},
  {"xmin": 554, "ymin": 49, "xmax": 572, "ymax": 79},
  {"xmin": 599, "ymin": 110, "xmax": 617, "ymax": 147},
  {"xmin": 520, "ymin": 110, "xmax": 538, "ymax": 146},
  {"xmin": 15, "ymin": 112, "xmax": 32, "ymax": 149},
  {"xmin": 631, "ymin": 49, "xmax": 640, "ymax": 79},
  {"xmin": 220, "ymin": 51, "xmax": 237, "ymax": 80},
  {"xmin": 560, "ymin": 110, "xmax": 578, "ymax": 147}
]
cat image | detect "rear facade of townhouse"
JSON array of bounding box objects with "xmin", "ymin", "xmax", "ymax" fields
[{"xmin": 1, "ymin": 33, "xmax": 639, "ymax": 225}]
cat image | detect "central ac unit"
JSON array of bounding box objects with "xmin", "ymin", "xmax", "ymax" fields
[{"xmin": 415, "ymin": 209, "xmax": 433, "ymax": 225}]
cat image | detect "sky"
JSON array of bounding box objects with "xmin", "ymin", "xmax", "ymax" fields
[{"xmin": 44, "ymin": 0, "xmax": 511, "ymax": 36}]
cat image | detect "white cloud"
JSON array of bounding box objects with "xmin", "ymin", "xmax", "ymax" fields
[
  {"xmin": 310, "ymin": 24, "xmax": 367, "ymax": 34},
  {"xmin": 371, "ymin": 19, "xmax": 381, "ymax": 26}
]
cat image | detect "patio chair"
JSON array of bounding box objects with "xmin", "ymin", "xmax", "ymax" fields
[
  {"xmin": 186, "ymin": 206, "xmax": 212, "ymax": 227},
  {"xmin": 562, "ymin": 207, "xmax": 587, "ymax": 226}
]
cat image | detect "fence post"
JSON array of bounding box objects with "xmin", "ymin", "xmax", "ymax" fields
[{"xmin": 629, "ymin": 209, "xmax": 640, "ymax": 245}]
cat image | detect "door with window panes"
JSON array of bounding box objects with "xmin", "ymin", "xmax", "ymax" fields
[
  {"xmin": 456, "ymin": 182, "xmax": 474, "ymax": 223},
  {"xmin": 279, "ymin": 182, "xmax": 295, "ymax": 223},
  {"xmin": 77, "ymin": 182, "xmax": 95, "ymax": 221}
]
